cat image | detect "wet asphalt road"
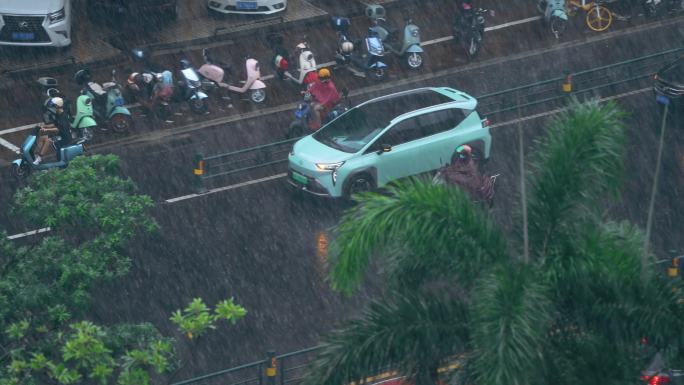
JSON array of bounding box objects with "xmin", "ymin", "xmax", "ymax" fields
[
  {"xmin": 0, "ymin": 6, "xmax": 683, "ymax": 382},
  {"xmin": 80, "ymin": 89, "xmax": 684, "ymax": 382}
]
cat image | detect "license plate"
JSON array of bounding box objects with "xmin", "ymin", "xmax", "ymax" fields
[
  {"xmin": 291, "ymin": 171, "xmax": 308, "ymax": 185},
  {"xmin": 11, "ymin": 32, "xmax": 34, "ymax": 41},
  {"xmin": 236, "ymin": 1, "xmax": 258, "ymax": 9}
]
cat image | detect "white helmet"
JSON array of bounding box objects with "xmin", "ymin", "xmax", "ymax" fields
[
  {"xmin": 341, "ymin": 41, "xmax": 354, "ymax": 53},
  {"xmin": 50, "ymin": 97, "xmax": 64, "ymax": 108}
]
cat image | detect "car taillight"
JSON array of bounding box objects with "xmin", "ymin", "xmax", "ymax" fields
[{"xmin": 643, "ymin": 375, "xmax": 671, "ymax": 385}]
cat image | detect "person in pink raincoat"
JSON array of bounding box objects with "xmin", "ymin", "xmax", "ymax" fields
[{"xmin": 308, "ymin": 68, "xmax": 341, "ymax": 129}]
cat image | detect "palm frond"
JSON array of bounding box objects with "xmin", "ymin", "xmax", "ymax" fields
[
  {"xmin": 470, "ymin": 265, "xmax": 552, "ymax": 385},
  {"xmin": 525, "ymin": 99, "xmax": 627, "ymax": 258},
  {"xmin": 543, "ymin": 328, "xmax": 639, "ymax": 385},
  {"xmin": 329, "ymin": 178, "xmax": 508, "ymax": 295},
  {"xmin": 301, "ymin": 292, "xmax": 470, "ymax": 385}
]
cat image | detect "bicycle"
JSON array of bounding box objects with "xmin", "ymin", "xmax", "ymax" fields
[{"xmin": 567, "ymin": 0, "xmax": 613, "ymax": 31}]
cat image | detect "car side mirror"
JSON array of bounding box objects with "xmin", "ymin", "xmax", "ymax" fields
[{"xmin": 376, "ymin": 143, "xmax": 392, "ymax": 154}]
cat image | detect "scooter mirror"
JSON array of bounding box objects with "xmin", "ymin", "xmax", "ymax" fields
[{"xmin": 131, "ymin": 48, "xmax": 152, "ymax": 62}]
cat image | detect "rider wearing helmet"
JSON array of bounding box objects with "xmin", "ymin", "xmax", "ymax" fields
[
  {"xmin": 457, "ymin": 0, "xmax": 476, "ymax": 32},
  {"xmin": 34, "ymin": 97, "xmax": 72, "ymax": 164},
  {"xmin": 308, "ymin": 68, "xmax": 341, "ymax": 129},
  {"xmin": 453, "ymin": 144, "xmax": 473, "ymax": 165},
  {"xmin": 436, "ymin": 144, "xmax": 495, "ymax": 205}
]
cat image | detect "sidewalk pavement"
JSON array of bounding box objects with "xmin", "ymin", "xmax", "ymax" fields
[{"xmin": 0, "ymin": 0, "xmax": 328, "ymax": 77}]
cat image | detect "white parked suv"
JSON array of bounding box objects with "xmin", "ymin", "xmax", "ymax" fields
[
  {"xmin": 0, "ymin": 0, "xmax": 72, "ymax": 47},
  {"xmin": 208, "ymin": 0, "xmax": 287, "ymax": 15}
]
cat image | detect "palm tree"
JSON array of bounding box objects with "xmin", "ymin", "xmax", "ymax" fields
[{"xmin": 302, "ymin": 100, "xmax": 684, "ymax": 385}]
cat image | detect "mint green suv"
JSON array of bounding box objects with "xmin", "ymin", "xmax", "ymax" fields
[{"xmin": 287, "ymin": 87, "xmax": 492, "ymax": 198}]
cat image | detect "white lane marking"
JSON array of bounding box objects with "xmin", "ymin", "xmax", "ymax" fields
[
  {"xmin": 0, "ymin": 123, "xmax": 37, "ymax": 135},
  {"xmin": 485, "ymin": 15, "xmax": 543, "ymax": 32},
  {"xmin": 4, "ymin": 87, "xmax": 654, "ymax": 240},
  {"xmin": 0, "ymin": 15, "xmax": 543, "ymax": 138},
  {"xmin": 0, "ymin": 137, "xmax": 20, "ymax": 152},
  {"xmin": 422, "ymin": 16, "xmax": 543, "ymax": 46},
  {"xmin": 7, "ymin": 227, "xmax": 51, "ymax": 240},
  {"xmin": 164, "ymin": 173, "xmax": 287, "ymax": 203}
]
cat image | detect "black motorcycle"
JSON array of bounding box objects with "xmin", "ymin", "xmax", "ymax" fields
[{"xmin": 453, "ymin": 7, "xmax": 489, "ymax": 59}]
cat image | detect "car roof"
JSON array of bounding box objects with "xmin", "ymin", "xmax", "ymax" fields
[
  {"xmin": 657, "ymin": 56, "xmax": 684, "ymax": 85},
  {"xmin": 352, "ymin": 87, "xmax": 476, "ymax": 129}
]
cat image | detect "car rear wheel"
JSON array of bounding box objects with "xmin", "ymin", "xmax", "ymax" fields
[{"xmin": 344, "ymin": 173, "xmax": 374, "ymax": 199}]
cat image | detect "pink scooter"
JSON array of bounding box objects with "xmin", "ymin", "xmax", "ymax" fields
[{"xmin": 198, "ymin": 49, "xmax": 267, "ymax": 104}]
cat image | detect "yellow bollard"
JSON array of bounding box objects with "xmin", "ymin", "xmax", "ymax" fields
[{"xmin": 562, "ymin": 72, "xmax": 573, "ymax": 93}]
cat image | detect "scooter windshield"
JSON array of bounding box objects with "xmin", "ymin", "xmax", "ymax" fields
[
  {"xmin": 181, "ymin": 68, "xmax": 200, "ymax": 82},
  {"xmin": 366, "ymin": 36, "xmax": 385, "ymax": 56}
]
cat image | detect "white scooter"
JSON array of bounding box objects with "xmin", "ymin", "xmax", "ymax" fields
[
  {"xmin": 270, "ymin": 34, "xmax": 320, "ymax": 87},
  {"xmin": 198, "ymin": 49, "xmax": 267, "ymax": 104}
]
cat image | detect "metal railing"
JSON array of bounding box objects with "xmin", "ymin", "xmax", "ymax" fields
[
  {"xmin": 170, "ymin": 347, "xmax": 322, "ymax": 385},
  {"xmin": 191, "ymin": 47, "xmax": 683, "ymax": 192}
]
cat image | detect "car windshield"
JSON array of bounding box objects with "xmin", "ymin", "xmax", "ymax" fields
[
  {"xmin": 312, "ymin": 108, "xmax": 385, "ymax": 153},
  {"xmin": 312, "ymin": 89, "xmax": 455, "ymax": 153}
]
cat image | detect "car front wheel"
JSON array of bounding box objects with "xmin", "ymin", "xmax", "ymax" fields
[{"xmin": 344, "ymin": 173, "xmax": 374, "ymax": 199}]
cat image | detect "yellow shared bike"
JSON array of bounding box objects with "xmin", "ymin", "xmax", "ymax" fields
[{"xmin": 566, "ymin": 0, "xmax": 614, "ymax": 31}]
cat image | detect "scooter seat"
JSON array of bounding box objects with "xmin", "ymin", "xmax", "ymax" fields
[
  {"xmin": 378, "ymin": 20, "xmax": 400, "ymax": 39},
  {"xmin": 88, "ymin": 82, "xmax": 107, "ymax": 96},
  {"xmin": 102, "ymin": 82, "xmax": 116, "ymax": 90}
]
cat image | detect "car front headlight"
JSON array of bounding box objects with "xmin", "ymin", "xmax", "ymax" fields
[
  {"xmin": 48, "ymin": 8, "xmax": 66, "ymax": 24},
  {"xmin": 315, "ymin": 161, "xmax": 344, "ymax": 171}
]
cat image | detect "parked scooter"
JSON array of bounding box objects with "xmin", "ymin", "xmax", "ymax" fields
[
  {"xmin": 366, "ymin": 5, "xmax": 424, "ymax": 69},
  {"xmin": 537, "ymin": 0, "xmax": 568, "ymax": 38},
  {"xmin": 38, "ymin": 77, "xmax": 97, "ymax": 141},
  {"xmin": 286, "ymin": 88, "xmax": 351, "ymax": 139},
  {"xmin": 332, "ymin": 16, "xmax": 388, "ymax": 81},
  {"xmin": 178, "ymin": 58, "xmax": 210, "ymax": 114},
  {"xmin": 268, "ymin": 34, "xmax": 320, "ymax": 87},
  {"xmin": 453, "ymin": 2, "xmax": 491, "ymax": 59},
  {"xmin": 198, "ymin": 49, "xmax": 267, "ymax": 104},
  {"xmin": 74, "ymin": 68, "xmax": 132, "ymax": 133},
  {"xmin": 127, "ymin": 70, "xmax": 175, "ymax": 120},
  {"xmin": 11, "ymin": 125, "xmax": 87, "ymax": 181}
]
